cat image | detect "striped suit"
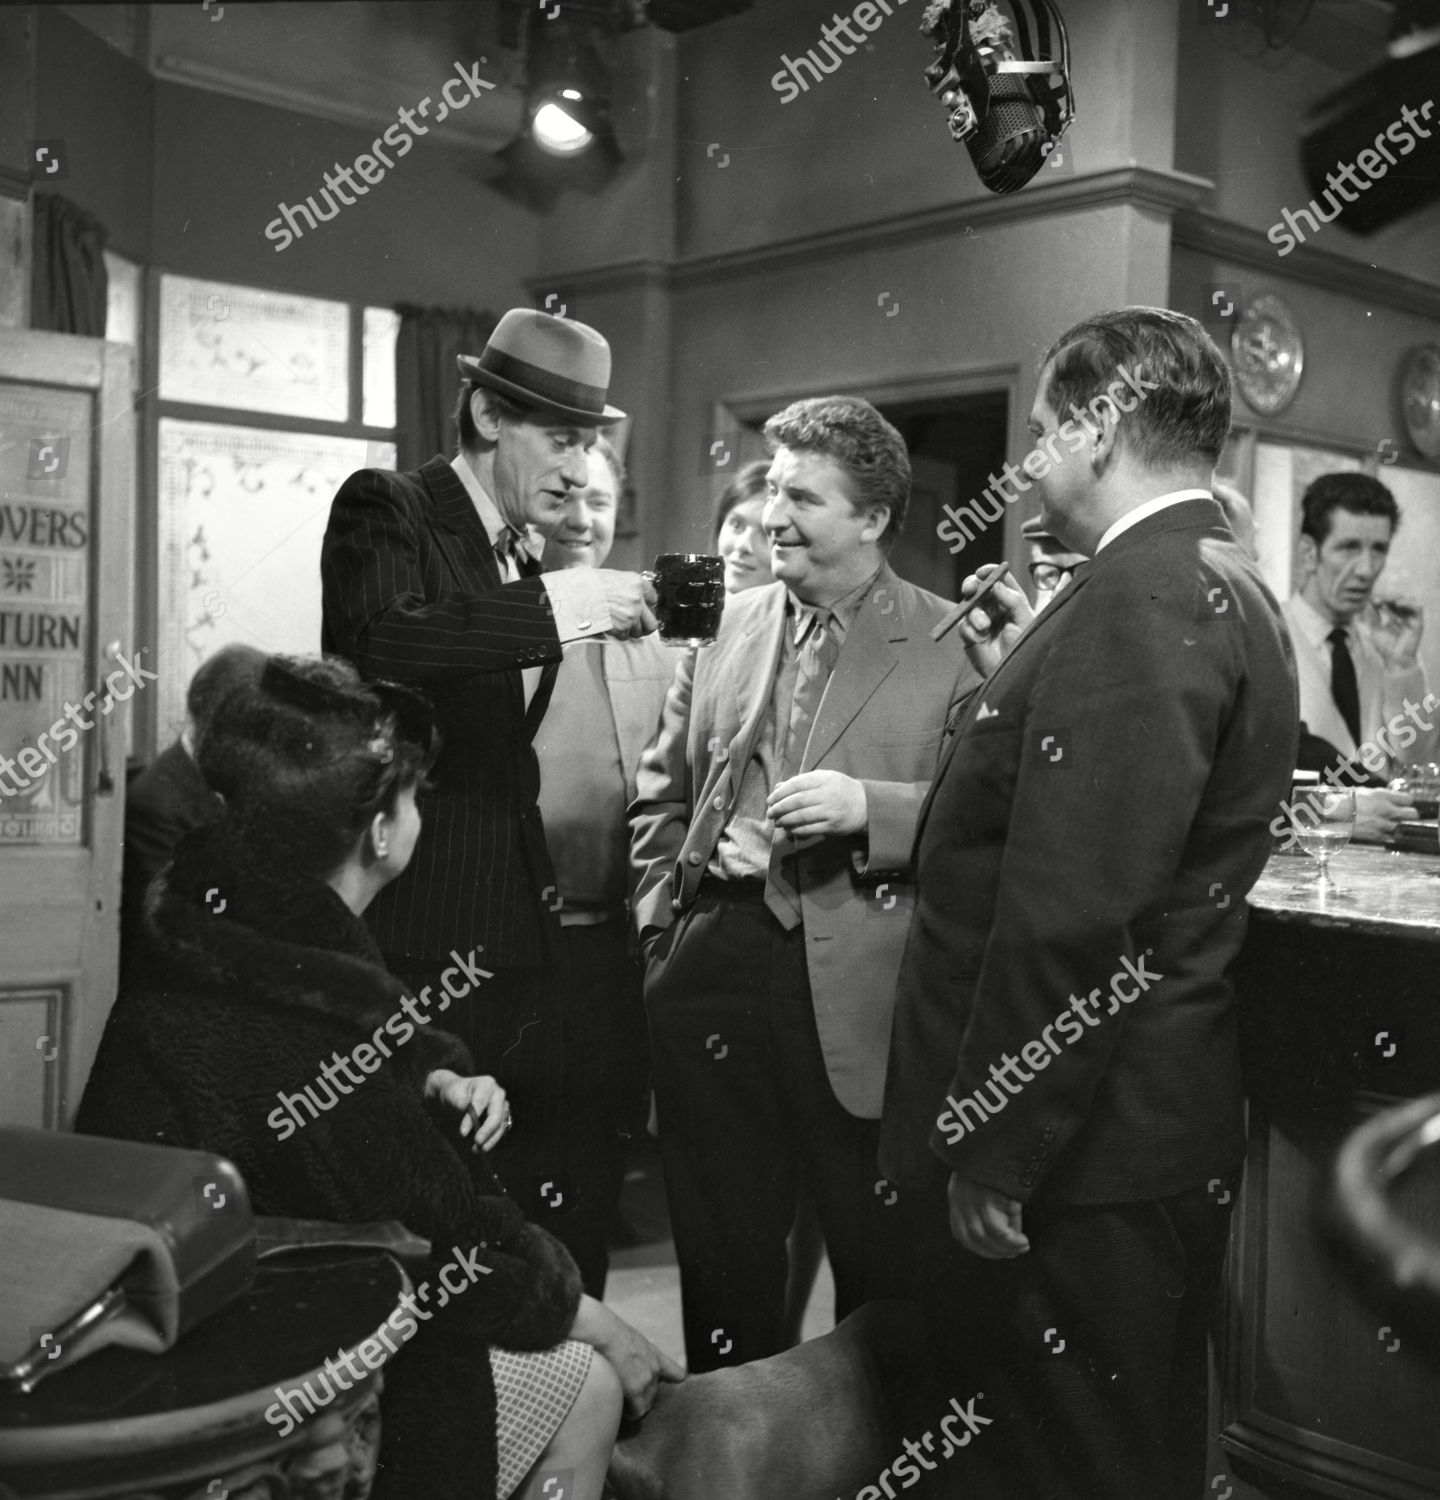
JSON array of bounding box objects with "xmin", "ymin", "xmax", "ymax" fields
[
  {"xmin": 323, "ymin": 454, "xmax": 589, "ymax": 1239},
  {"xmin": 321, "ymin": 454, "xmax": 564, "ymax": 970}
]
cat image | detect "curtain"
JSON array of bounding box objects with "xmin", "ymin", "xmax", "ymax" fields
[
  {"xmin": 30, "ymin": 194, "xmax": 108, "ymax": 336},
  {"xmin": 395, "ymin": 304, "xmax": 498, "ymax": 472}
]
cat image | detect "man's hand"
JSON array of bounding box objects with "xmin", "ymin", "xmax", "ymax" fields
[
  {"xmin": 1353, "ymin": 786, "xmax": 1419, "ymax": 843},
  {"xmin": 955, "ymin": 566, "xmax": 1035, "ymax": 679},
  {"xmin": 569, "ymin": 1294, "xmax": 686, "ymax": 1416},
  {"xmin": 1370, "ymin": 598, "xmax": 1423, "ymax": 673},
  {"xmin": 593, "ymin": 570, "xmax": 659, "ymax": 639},
  {"xmin": 767, "ymin": 771, "xmax": 867, "ymax": 839},
  {"xmin": 947, "ymin": 1171, "xmax": 1030, "ymax": 1259},
  {"xmin": 640, "ymin": 923, "xmax": 673, "ymax": 963},
  {"xmin": 424, "ymin": 1069, "xmax": 510, "ymax": 1153}
]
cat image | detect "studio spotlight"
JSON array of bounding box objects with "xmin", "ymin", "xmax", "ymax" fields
[
  {"xmin": 490, "ymin": 5, "xmax": 624, "ymax": 211},
  {"xmin": 532, "ymin": 98, "xmax": 594, "ymax": 155},
  {"xmin": 921, "ymin": 0, "xmax": 1075, "ymax": 195},
  {"xmin": 1298, "ymin": 2, "xmax": 1440, "ymax": 236}
]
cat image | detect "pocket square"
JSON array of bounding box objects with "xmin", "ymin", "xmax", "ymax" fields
[{"xmin": 975, "ymin": 701, "xmax": 999, "ymax": 721}]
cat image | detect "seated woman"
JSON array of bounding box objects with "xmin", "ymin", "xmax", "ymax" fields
[{"xmin": 78, "ymin": 654, "xmax": 682, "ymax": 1500}]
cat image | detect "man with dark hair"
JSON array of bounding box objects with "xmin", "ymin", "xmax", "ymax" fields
[
  {"xmin": 882, "ymin": 307, "xmax": 1297, "ymax": 1500},
  {"xmin": 322, "ymin": 309, "xmax": 657, "ymax": 1255},
  {"xmin": 1283, "ymin": 471, "xmax": 1432, "ymax": 838},
  {"xmin": 119, "ymin": 643, "xmax": 264, "ymax": 973},
  {"xmin": 630, "ymin": 393, "xmax": 973, "ymax": 1372}
]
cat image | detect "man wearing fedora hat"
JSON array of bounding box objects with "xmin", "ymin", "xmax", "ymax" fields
[{"xmin": 321, "ymin": 309, "xmax": 657, "ymax": 1260}]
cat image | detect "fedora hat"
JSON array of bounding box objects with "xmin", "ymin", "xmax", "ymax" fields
[{"xmin": 456, "ymin": 308, "xmax": 625, "ymax": 425}]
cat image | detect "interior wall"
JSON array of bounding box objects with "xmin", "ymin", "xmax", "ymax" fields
[
  {"xmin": 1170, "ymin": 243, "xmax": 1440, "ymax": 458},
  {"xmin": 1175, "ymin": 4, "xmax": 1440, "ymax": 287},
  {"xmin": 35, "ymin": 7, "xmax": 540, "ymax": 317},
  {"xmin": 673, "ymin": 0, "xmax": 1179, "ymax": 262},
  {"xmin": 32, "ymin": 8, "xmax": 153, "ymax": 261}
]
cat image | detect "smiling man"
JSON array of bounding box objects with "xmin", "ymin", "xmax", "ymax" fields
[
  {"xmin": 322, "ymin": 309, "xmax": 656, "ymax": 1248},
  {"xmin": 532, "ymin": 437, "xmax": 676, "ymax": 1294},
  {"xmin": 630, "ymin": 394, "xmax": 974, "ymax": 1373}
]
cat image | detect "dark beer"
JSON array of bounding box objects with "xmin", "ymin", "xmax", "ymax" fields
[{"xmin": 650, "ymin": 553, "xmax": 726, "ymax": 647}]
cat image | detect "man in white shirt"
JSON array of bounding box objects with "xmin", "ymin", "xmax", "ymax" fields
[{"xmin": 1280, "ymin": 472, "xmax": 1432, "ymax": 841}]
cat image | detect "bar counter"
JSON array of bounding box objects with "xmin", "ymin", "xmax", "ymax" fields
[
  {"xmin": 1212, "ymin": 840, "xmax": 1440, "ymax": 1500},
  {"xmin": 1248, "ymin": 842, "xmax": 1440, "ymax": 943}
]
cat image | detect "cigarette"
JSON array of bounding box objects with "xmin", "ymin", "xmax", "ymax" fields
[{"xmin": 931, "ymin": 565, "xmax": 1014, "ymax": 642}]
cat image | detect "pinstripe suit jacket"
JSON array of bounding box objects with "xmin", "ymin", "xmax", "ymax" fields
[{"xmin": 321, "ymin": 456, "xmax": 564, "ymax": 968}]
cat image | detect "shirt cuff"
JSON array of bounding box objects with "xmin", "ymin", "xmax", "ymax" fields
[{"xmin": 541, "ymin": 570, "xmax": 615, "ymax": 642}]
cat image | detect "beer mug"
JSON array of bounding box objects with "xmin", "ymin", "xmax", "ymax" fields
[{"xmin": 642, "ymin": 554, "xmax": 726, "ymax": 648}]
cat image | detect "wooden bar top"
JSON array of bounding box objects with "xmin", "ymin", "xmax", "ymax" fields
[{"xmin": 1248, "ymin": 841, "xmax": 1440, "ymax": 944}]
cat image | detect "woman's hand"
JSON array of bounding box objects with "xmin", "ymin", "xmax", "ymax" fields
[
  {"xmin": 424, "ymin": 1069, "xmax": 511, "ymax": 1154},
  {"xmin": 569, "ymin": 1294, "xmax": 686, "ymax": 1417}
]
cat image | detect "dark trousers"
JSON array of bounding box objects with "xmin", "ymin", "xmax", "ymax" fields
[
  {"xmin": 646, "ymin": 888, "xmax": 917, "ymax": 1373},
  {"xmin": 387, "ymin": 938, "xmax": 644, "ymax": 1298},
  {"xmin": 911, "ymin": 1174, "xmax": 1239, "ymax": 1500},
  {"xmin": 548, "ymin": 920, "xmax": 649, "ymax": 1295}
]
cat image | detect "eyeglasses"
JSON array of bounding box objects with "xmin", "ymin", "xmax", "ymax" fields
[{"xmin": 1028, "ymin": 561, "xmax": 1077, "ymax": 593}]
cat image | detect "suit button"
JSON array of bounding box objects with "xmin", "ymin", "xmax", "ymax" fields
[
  {"xmin": 687, "ymin": 852, "xmax": 703, "ymax": 866},
  {"xmin": 712, "ymin": 796, "xmax": 724, "ymax": 810}
]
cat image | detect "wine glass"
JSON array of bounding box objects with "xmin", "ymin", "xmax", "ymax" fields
[{"xmin": 1289, "ymin": 785, "xmax": 1356, "ymax": 895}]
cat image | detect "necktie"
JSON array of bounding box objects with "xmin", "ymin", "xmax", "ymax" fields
[
  {"xmin": 1328, "ymin": 626, "xmax": 1362, "ymax": 747},
  {"xmin": 495, "ymin": 530, "xmax": 549, "ymax": 710},
  {"xmin": 494, "ymin": 530, "xmax": 522, "ymax": 583},
  {"xmin": 765, "ymin": 608, "xmax": 837, "ymax": 929}
]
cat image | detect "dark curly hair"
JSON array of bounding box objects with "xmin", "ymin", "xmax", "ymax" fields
[
  {"xmin": 1041, "ymin": 306, "xmax": 1232, "ymax": 469},
  {"xmin": 1301, "ymin": 472, "xmax": 1400, "ymax": 544},
  {"xmin": 762, "ymin": 395, "xmax": 910, "ymax": 549},
  {"xmin": 197, "ymin": 655, "xmax": 439, "ymax": 881}
]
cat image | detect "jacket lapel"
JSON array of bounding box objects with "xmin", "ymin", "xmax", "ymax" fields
[
  {"xmin": 424, "ymin": 455, "xmax": 505, "ymax": 588},
  {"xmin": 923, "ymin": 564, "xmax": 1094, "ymax": 815},
  {"xmin": 421, "ymin": 457, "xmax": 526, "ymax": 716},
  {"xmin": 800, "ymin": 571, "xmax": 903, "ymax": 772},
  {"xmin": 727, "ymin": 587, "xmax": 788, "ymax": 774}
]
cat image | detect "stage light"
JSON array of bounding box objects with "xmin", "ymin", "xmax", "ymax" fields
[
  {"xmin": 489, "ymin": 5, "xmax": 624, "ymax": 209},
  {"xmin": 532, "ymin": 99, "xmax": 594, "ymax": 155},
  {"xmin": 1298, "ymin": 4, "xmax": 1440, "ymax": 235},
  {"xmin": 921, "ymin": 0, "xmax": 1075, "ymax": 195}
]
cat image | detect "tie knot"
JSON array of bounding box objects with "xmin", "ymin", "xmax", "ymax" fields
[
  {"xmin": 1328, "ymin": 626, "xmax": 1349, "ymax": 648},
  {"xmin": 796, "ymin": 605, "xmax": 830, "ymax": 646}
]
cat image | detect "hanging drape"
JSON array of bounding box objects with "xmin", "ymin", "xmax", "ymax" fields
[
  {"xmin": 394, "ymin": 304, "xmax": 498, "ymax": 471},
  {"xmin": 30, "ymin": 193, "xmax": 108, "ymax": 336}
]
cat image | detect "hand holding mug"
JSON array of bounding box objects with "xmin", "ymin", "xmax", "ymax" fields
[{"xmin": 592, "ymin": 570, "xmax": 659, "ymax": 639}]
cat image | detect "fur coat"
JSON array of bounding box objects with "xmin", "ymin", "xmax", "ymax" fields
[{"xmin": 77, "ymin": 820, "xmax": 584, "ymax": 1499}]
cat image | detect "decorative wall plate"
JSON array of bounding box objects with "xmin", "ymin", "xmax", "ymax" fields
[
  {"xmin": 1231, "ymin": 294, "xmax": 1305, "ymax": 416},
  {"xmin": 1401, "ymin": 343, "xmax": 1440, "ymax": 461}
]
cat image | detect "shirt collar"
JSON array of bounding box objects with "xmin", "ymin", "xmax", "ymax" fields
[
  {"xmin": 1095, "ymin": 489, "xmax": 1212, "ymax": 553},
  {"xmin": 786, "ymin": 568, "xmax": 880, "ymax": 644},
  {"xmin": 450, "ymin": 453, "xmax": 536, "ymax": 560},
  {"xmin": 1289, "ymin": 589, "xmax": 1347, "ymax": 648}
]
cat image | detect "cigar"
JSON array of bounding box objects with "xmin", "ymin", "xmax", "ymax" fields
[{"xmin": 931, "ymin": 564, "xmax": 1015, "ymax": 642}]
